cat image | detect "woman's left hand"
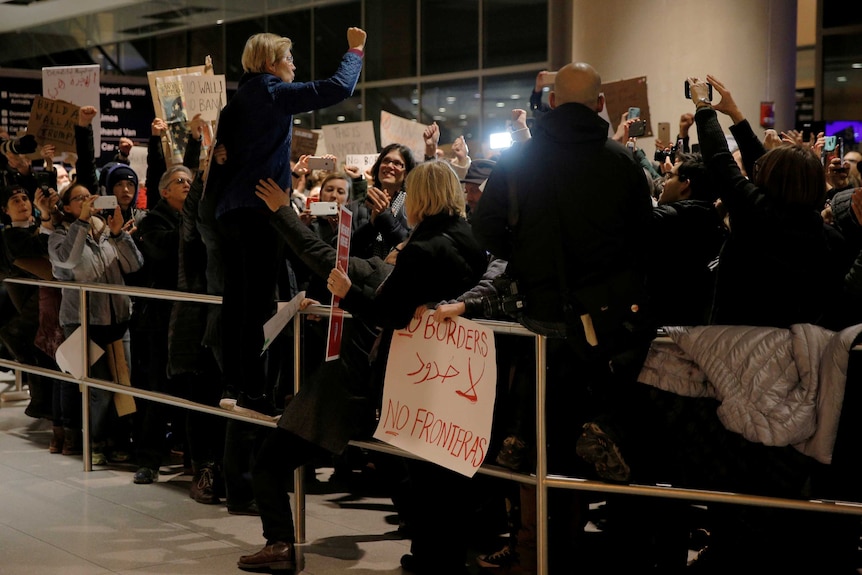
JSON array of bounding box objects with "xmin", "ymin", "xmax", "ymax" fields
[
  {"xmin": 107, "ymin": 205, "xmax": 124, "ymax": 236},
  {"xmin": 327, "ymin": 267, "xmax": 352, "ymax": 298}
]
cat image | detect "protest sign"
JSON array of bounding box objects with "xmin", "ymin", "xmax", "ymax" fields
[
  {"xmin": 320, "ymin": 120, "xmax": 377, "ymax": 165},
  {"xmin": 42, "ymin": 64, "xmax": 101, "ymax": 152},
  {"xmin": 380, "ymin": 111, "xmax": 427, "ymax": 163},
  {"xmin": 147, "ymin": 65, "xmax": 207, "ymax": 164},
  {"xmin": 374, "ymin": 309, "xmax": 497, "ymax": 477},
  {"xmin": 325, "ymin": 207, "xmax": 353, "ymax": 362},
  {"xmin": 26, "ymin": 96, "xmax": 79, "ymax": 154},
  {"xmin": 290, "ymin": 127, "xmax": 320, "ymax": 161},
  {"xmin": 345, "ymin": 153, "xmax": 379, "ymax": 169},
  {"xmin": 181, "ymin": 74, "xmax": 226, "ymax": 123},
  {"xmin": 602, "ymin": 76, "xmax": 652, "ymax": 137}
]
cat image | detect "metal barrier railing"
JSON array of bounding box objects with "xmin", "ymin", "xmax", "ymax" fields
[{"xmin": 4, "ymin": 276, "xmax": 862, "ymax": 575}]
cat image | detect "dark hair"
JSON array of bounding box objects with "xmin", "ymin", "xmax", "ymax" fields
[
  {"xmin": 676, "ymin": 152, "xmax": 718, "ymax": 203},
  {"xmin": 371, "ymin": 143, "xmax": 416, "ymax": 189},
  {"xmin": 59, "ymin": 178, "xmax": 89, "ymax": 223},
  {"xmin": 753, "ymin": 145, "xmax": 825, "ymax": 209}
]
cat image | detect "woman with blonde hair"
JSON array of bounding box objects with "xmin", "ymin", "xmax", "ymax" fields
[{"xmin": 241, "ymin": 161, "xmax": 488, "ymax": 573}]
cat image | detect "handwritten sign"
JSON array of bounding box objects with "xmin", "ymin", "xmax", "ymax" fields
[
  {"xmin": 380, "ymin": 111, "xmax": 428, "ymax": 163},
  {"xmin": 290, "ymin": 127, "xmax": 320, "ymax": 161},
  {"xmin": 325, "ymin": 206, "xmax": 353, "ymax": 361},
  {"xmin": 26, "ymin": 96, "xmax": 80, "ymax": 153},
  {"xmin": 147, "ymin": 65, "xmax": 207, "ymax": 164},
  {"xmin": 345, "ymin": 153, "xmax": 379, "ymax": 169},
  {"xmin": 374, "ymin": 309, "xmax": 497, "ymax": 477},
  {"xmin": 321, "ymin": 120, "xmax": 377, "ymax": 165},
  {"xmin": 181, "ymin": 74, "xmax": 226, "ymax": 123},
  {"xmin": 42, "ymin": 64, "xmax": 101, "ymax": 152},
  {"xmin": 602, "ymin": 76, "xmax": 653, "ymax": 138}
]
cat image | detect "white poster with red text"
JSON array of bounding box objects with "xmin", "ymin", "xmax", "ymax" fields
[{"xmin": 374, "ymin": 309, "xmax": 497, "ymax": 477}]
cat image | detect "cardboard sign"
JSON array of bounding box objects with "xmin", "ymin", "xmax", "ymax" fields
[
  {"xmin": 380, "ymin": 111, "xmax": 427, "ymax": 163},
  {"xmin": 602, "ymin": 76, "xmax": 652, "ymax": 138},
  {"xmin": 147, "ymin": 65, "xmax": 207, "ymax": 164},
  {"xmin": 374, "ymin": 309, "xmax": 497, "ymax": 477},
  {"xmin": 42, "ymin": 64, "xmax": 101, "ymax": 152},
  {"xmin": 181, "ymin": 74, "xmax": 226, "ymax": 123},
  {"xmin": 26, "ymin": 96, "xmax": 80, "ymax": 153},
  {"xmin": 290, "ymin": 127, "xmax": 320, "ymax": 161},
  {"xmin": 325, "ymin": 206, "xmax": 353, "ymax": 362},
  {"xmin": 320, "ymin": 120, "xmax": 377, "ymax": 165}
]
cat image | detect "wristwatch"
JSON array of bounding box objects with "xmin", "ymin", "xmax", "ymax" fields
[{"xmin": 696, "ymin": 96, "xmax": 712, "ymax": 107}]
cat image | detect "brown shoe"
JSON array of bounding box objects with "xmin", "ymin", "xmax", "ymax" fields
[
  {"xmin": 61, "ymin": 427, "xmax": 83, "ymax": 456},
  {"xmin": 190, "ymin": 465, "xmax": 218, "ymax": 504},
  {"xmin": 49, "ymin": 426, "xmax": 65, "ymax": 454},
  {"xmin": 238, "ymin": 541, "xmax": 295, "ymax": 571}
]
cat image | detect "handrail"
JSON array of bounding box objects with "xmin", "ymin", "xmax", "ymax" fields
[{"xmin": 4, "ymin": 277, "xmax": 862, "ymax": 575}]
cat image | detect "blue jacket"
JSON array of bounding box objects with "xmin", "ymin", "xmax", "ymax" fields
[{"xmin": 213, "ymin": 50, "xmax": 363, "ymax": 219}]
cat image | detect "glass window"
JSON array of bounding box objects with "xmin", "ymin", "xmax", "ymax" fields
[
  {"xmin": 420, "ymin": 79, "xmax": 480, "ymax": 156},
  {"xmin": 365, "ymin": 85, "xmax": 420, "ymax": 149},
  {"xmin": 312, "ymin": 3, "xmax": 362, "ymax": 80},
  {"xmin": 225, "ymin": 17, "xmax": 266, "ymax": 82},
  {"xmin": 421, "ymin": 1, "xmax": 478, "ymax": 75},
  {"xmin": 152, "ymin": 30, "xmax": 188, "ymax": 71},
  {"xmin": 822, "ymin": 33, "xmax": 862, "ymax": 121},
  {"xmin": 484, "ymin": 0, "xmax": 548, "ymax": 69},
  {"xmin": 823, "ymin": 0, "xmax": 862, "ymax": 28},
  {"xmin": 315, "ymin": 93, "xmax": 363, "ymax": 129},
  {"xmin": 189, "ymin": 25, "xmax": 225, "ymax": 76},
  {"xmin": 482, "ymin": 72, "xmax": 537, "ymax": 155},
  {"xmin": 266, "ymin": 10, "xmax": 312, "ymax": 82},
  {"xmin": 365, "ymin": 0, "xmax": 417, "ymax": 81}
]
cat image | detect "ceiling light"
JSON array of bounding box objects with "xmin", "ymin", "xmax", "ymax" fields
[
  {"xmin": 446, "ymin": 96, "xmax": 456, "ymax": 103},
  {"xmin": 438, "ymin": 107, "xmax": 446, "ymax": 113},
  {"xmin": 837, "ymin": 76, "xmax": 848, "ymax": 82},
  {"xmin": 510, "ymin": 94, "xmax": 520, "ymax": 100},
  {"xmin": 337, "ymin": 115, "xmax": 346, "ymax": 121},
  {"xmin": 853, "ymin": 63, "xmax": 862, "ymax": 69},
  {"xmin": 495, "ymin": 102, "xmax": 505, "ymax": 108}
]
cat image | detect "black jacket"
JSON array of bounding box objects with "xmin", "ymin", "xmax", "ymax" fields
[
  {"xmin": 471, "ymin": 102, "xmax": 653, "ymax": 329},
  {"xmin": 696, "ymin": 107, "xmax": 841, "ymax": 328}
]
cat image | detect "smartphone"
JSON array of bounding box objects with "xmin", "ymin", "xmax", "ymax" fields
[
  {"xmin": 627, "ymin": 107, "xmax": 641, "ymax": 120},
  {"xmin": 310, "ymin": 201, "xmax": 339, "ymax": 217},
  {"xmin": 628, "ymin": 119, "xmax": 646, "ymax": 138},
  {"xmin": 822, "ymin": 136, "xmax": 845, "ymax": 167},
  {"xmin": 684, "ymin": 80, "xmax": 713, "ymax": 101},
  {"xmin": 93, "ymin": 195, "xmax": 118, "ymax": 210},
  {"xmin": 307, "ymin": 156, "xmax": 335, "ymax": 171},
  {"xmin": 658, "ymin": 122, "xmax": 671, "ymax": 145},
  {"xmin": 800, "ymin": 120, "xmax": 826, "ymax": 142},
  {"xmin": 33, "ymin": 168, "xmax": 57, "ymax": 192}
]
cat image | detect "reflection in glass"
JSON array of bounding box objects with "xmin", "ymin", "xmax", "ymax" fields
[
  {"xmin": 420, "ymin": 79, "xmax": 480, "ymax": 154},
  {"xmin": 365, "ymin": 0, "xmax": 416, "ymax": 80},
  {"xmin": 822, "ymin": 33, "xmax": 862, "ymax": 122},
  {"xmin": 421, "ymin": 1, "xmax": 478, "ymax": 75},
  {"xmin": 482, "ymin": 72, "xmax": 538, "ymax": 156},
  {"xmin": 484, "ymin": 0, "xmax": 548, "ymax": 69},
  {"xmin": 365, "ymin": 85, "xmax": 420, "ymax": 147},
  {"xmin": 312, "ymin": 3, "xmax": 361, "ymax": 80}
]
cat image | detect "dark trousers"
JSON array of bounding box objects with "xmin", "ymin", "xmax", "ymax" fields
[
  {"xmin": 219, "ymin": 208, "xmax": 282, "ymax": 401},
  {"xmin": 252, "ymin": 426, "xmax": 325, "ymax": 544}
]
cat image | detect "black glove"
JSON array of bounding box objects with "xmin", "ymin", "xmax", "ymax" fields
[{"xmin": 0, "ymin": 134, "xmax": 38, "ymax": 156}]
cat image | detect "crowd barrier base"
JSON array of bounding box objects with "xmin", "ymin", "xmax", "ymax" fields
[{"xmin": 4, "ymin": 277, "xmax": 862, "ymax": 575}]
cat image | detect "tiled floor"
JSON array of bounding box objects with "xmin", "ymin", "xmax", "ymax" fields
[{"xmin": 0, "ymin": 391, "xmax": 416, "ymax": 575}]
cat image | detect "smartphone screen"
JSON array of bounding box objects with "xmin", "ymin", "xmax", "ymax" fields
[
  {"xmin": 684, "ymin": 81, "xmax": 713, "ymax": 100},
  {"xmin": 627, "ymin": 107, "xmax": 641, "ymax": 120}
]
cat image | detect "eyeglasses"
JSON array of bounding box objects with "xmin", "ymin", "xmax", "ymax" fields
[
  {"xmin": 68, "ymin": 194, "xmax": 90, "ymax": 203},
  {"xmin": 282, "ymin": 55, "xmax": 294, "ymax": 64},
  {"xmin": 380, "ymin": 158, "xmax": 405, "ymax": 169},
  {"xmin": 172, "ymin": 177, "xmax": 192, "ymax": 186}
]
